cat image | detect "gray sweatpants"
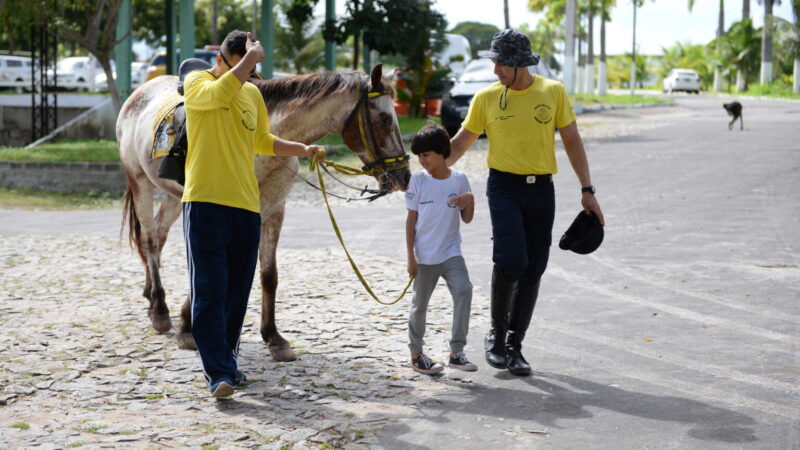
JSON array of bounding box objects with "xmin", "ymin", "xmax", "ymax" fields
[{"xmin": 408, "ymin": 255, "xmax": 473, "ymax": 355}]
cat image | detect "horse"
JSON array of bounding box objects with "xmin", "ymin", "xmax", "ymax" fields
[{"xmin": 117, "ymin": 64, "xmax": 411, "ymax": 361}]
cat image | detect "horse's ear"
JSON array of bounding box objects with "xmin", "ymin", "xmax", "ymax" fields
[{"xmin": 369, "ymin": 63, "xmax": 384, "ymax": 92}]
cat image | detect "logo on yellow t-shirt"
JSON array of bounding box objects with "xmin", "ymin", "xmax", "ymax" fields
[
  {"xmin": 241, "ymin": 109, "xmax": 256, "ymax": 131},
  {"xmin": 534, "ymin": 104, "xmax": 553, "ymax": 124}
]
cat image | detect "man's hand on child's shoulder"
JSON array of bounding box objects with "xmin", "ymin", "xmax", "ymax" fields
[{"xmin": 449, "ymin": 192, "xmax": 474, "ymax": 210}]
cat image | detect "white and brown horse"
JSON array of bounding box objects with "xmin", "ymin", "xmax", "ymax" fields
[{"xmin": 117, "ymin": 64, "xmax": 410, "ymax": 361}]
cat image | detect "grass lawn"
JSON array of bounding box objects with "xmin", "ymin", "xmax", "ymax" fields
[
  {"xmin": 0, "ymin": 188, "xmax": 120, "ymax": 210},
  {"xmin": 570, "ymin": 93, "xmax": 675, "ymax": 106},
  {"xmin": 0, "ymin": 139, "xmax": 119, "ymax": 162}
]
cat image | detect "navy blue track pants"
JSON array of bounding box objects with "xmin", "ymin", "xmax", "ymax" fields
[
  {"xmin": 183, "ymin": 201, "xmax": 260, "ymax": 387},
  {"xmin": 487, "ymin": 169, "xmax": 556, "ymax": 284}
]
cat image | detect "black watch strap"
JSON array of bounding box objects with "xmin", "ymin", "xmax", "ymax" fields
[{"xmin": 581, "ymin": 185, "xmax": 596, "ymax": 194}]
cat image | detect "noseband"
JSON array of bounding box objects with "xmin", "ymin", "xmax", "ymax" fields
[{"xmin": 342, "ymin": 80, "xmax": 410, "ymax": 176}]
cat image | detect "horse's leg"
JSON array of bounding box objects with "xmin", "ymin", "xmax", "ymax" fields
[
  {"xmin": 130, "ymin": 181, "xmax": 172, "ymax": 332},
  {"xmin": 152, "ymin": 195, "xmax": 194, "ymax": 347},
  {"xmin": 259, "ymin": 205, "xmax": 297, "ymax": 361}
]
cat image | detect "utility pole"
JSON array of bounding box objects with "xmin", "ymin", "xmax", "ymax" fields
[
  {"xmin": 180, "ymin": 0, "xmax": 195, "ymax": 64},
  {"xmin": 630, "ymin": 0, "xmax": 637, "ymax": 95},
  {"xmin": 504, "ymin": 0, "xmax": 510, "ymax": 29},
  {"xmin": 260, "ymin": 0, "xmax": 274, "ymax": 79},
  {"xmin": 565, "ymin": 0, "xmax": 577, "ymax": 94},
  {"xmin": 115, "ymin": 0, "xmax": 132, "ymax": 104}
]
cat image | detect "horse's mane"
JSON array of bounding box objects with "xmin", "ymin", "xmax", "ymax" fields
[{"xmin": 251, "ymin": 71, "xmax": 391, "ymax": 111}]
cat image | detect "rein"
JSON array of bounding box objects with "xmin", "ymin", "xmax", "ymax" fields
[{"xmin": 309, "ymin": 151, "xmax": 414, "ymax": 305}]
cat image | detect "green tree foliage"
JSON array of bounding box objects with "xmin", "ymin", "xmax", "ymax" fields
[
  {"xmin": 275, "ymin": 0, "xmax": 324, "ymax": 73},
  {"xmin": 718, "ymin": 19, "xmax": 761, "ymax": 89},
  {"xmin": 605, "ymin": 52, "xmax": 648, "ymax": 88},
  {"xmin": 328, "ymin": 0, "xmax": 447, "ymax": 72},
  {"xmin": 130, "ymin": 0, "xmax": 252, "ymax": 49},
  {"xmin": 448, "ymin": 21, "xmax": 500, "ymax": 59},
  {"xmin": 519, "ymin": 21, "xmax": 562, "ymax": 71}
]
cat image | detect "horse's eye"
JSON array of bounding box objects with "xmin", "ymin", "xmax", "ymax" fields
[{"xmin": 379, "ymin": 113, "xmax": 392, "ymax": 128}]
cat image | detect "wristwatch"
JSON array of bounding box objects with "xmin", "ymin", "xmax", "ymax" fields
[{"xmin": 581, "ymin": 185, "xmax": 596, "ymax": 195}]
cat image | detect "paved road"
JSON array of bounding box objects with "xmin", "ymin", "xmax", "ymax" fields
[{"xmin": 1, "ymin": 95, "xmax": 798, "ymax": 448}]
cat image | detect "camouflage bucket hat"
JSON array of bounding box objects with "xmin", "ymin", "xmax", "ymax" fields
[{"xmin": 478, "ymin": 29, "xmax": 540, "ymax": 67}]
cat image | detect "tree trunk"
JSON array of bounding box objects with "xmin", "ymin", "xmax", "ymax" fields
[
  {"xmin": 564, "ymin": 0, "xmax": 577, "ymax": 93},
  {"xmin": 713, "ymin": 0, "xmax": 724, "ymax": 92},
  {"xmin": 631, "ymin": 1, "xmax": 636, "ymax": 95},
  {"xmin": 599, "ymin": 0, "xmax": 607, "ymax": 95},
  {"xmin": 794, "ymin": 58, "xmax": 800, "ymax": 93},
  {"xmin": 212, "ymin": 0, "xmax": 219, "ymax": 45},
  {"xmin": 353, "ymin": 33, "xmax": 360, "ymax": 71},
  {"xmin": 736, "ymin": 0, "xmax": 750, "ymax": 90},
  {"xmin": 760, "ymin": 0, "xmax": 774, "ymax": 84},
  {"xmin": 577, "ymin": 32, "xmax": 584, "ymax": 94},
  {"xmin": 586, "ymin": 8, "xmax": 595, "ymax": 94}
]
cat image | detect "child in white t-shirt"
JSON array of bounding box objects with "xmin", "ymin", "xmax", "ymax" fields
[{"xmin": 405, "ymin": 124, "xmax": 476, "ymax": 375}]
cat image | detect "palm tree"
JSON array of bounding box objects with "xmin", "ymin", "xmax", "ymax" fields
[
  {"xmin": 721, "ymin": 18, "xmax": 761, "ymax": 91},
  {"xmin": 598, "ymin": 0, "xmax": 615, "ymax": 95},
  {"xmin": 770, "ymin": 0, "xmax": 799, "ymax": 91},
  {"xmin": 737, "ymin": 0, "xmax": 752, "ymax": 90},
  {"xmin": 688, "ymin": 0, "xmax": 725, "ymax": 91},
  {"xmin": 758, "ymin": 0, "xmax": 783, "ymax": 84},
  {"xmin": 586, "ymin": 0, "xmax": 597, "ymax": 94}
]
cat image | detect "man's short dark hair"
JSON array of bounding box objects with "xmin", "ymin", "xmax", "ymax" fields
[
  {"xmin": 411, "ymin": 124, "xmax": 451, "ymax": 159},
  {"xmin": 221, "ymin": 30, "xmax": 248, "ymax": 59}
]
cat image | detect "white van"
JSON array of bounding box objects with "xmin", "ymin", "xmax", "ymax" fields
[
  {"xmin": 434, "ymin": 34, "xmax": 472, "ymax": 79},
  {"xmin": 54, "ymin": 56, "xmax": 114, "ymax": 92},
  {"xmin": 0, "ymin": 55, "xmax": 33, "ymax": 92}
]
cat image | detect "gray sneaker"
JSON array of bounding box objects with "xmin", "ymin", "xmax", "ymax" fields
[
  {"xmin": 448, "ymin": 352, "xmax": 478, "ymax": 371},
  {"xmin": 411, "ymin": 353, "xmax": 444, "ymax": 375}
]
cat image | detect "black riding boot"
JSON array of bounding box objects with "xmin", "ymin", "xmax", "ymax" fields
[
  {"xmin": 485, "ymin": 266, "xmax": 515, "ymax": 369},
  {"xmin": 505, "ymin": 278, "xmax": 541, "ymax": 376}
]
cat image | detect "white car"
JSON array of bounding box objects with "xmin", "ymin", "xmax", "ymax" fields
[
  {"xmin": 0, "ymin": 55, "xmax": 33, "ymax": 92},
  {"xmin": 662, "ymin": 68, "xmax": 701, "ymax": 94},
  {"xmin": 55, "ymin": 56, "xmax": 114, "ymax": 91},
  {"xmin": 94, "ymin": 61, "xmax": 149, "ymax": 92}
]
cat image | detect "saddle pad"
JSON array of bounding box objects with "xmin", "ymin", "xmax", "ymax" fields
[{"xmin": 151, "ymin": 91, "xmax": 184, "ymax": 159}]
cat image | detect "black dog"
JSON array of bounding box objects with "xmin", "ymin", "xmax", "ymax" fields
[{"xmin": 723, "ymin": 101, "xmax": 743, "ymax": 130}]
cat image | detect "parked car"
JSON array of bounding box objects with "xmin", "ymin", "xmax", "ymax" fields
[
  {"xmin": 54, "ymin": 56, "xmax": 114, "ymax": 91},
  {"xmin": 0, "ymin": 55, "xmax": 33, "ymax": 92},
  {"xmin": 433, "ymin": 34, "xmax": 472, "ymax": 79},
  {"xmin": 440, "ymin": 58, "xmax": 555, "ymax": 137},
  {"xmin": 145, "ymin": 49, "xmax": 217, "ymax": 81},
  {"xmin": 662, "ymin": 68, "xmax": 701, "ymax": 94},
  {"xmin": 94, "ymin": 61, "xmax": 150, "ymax": 92}
]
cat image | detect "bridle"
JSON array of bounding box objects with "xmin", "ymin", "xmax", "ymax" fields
[{"xmin": 341, "ymin": 79, "xmax": 410, "ymax": 177}]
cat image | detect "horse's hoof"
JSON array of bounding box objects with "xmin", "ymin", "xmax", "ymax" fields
[
  {"xmin": 149, "ymin": 312, "xmax": 172, "ymax": 333},
  {"xmin": 176, "ymin": 332, "xmax": 196, "ymax": 350},
  {"xmin": 269, "ymin": 342, "xmax": 297, "ymax": 362}
]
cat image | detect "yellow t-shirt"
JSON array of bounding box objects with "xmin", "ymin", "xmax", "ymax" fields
[
  {"xmin": 462, "ymin": 76, "xmax": 576, "ymax": 175},
  {"xmin": 181, "ymin": 70, "xmax": 276, "ymax": 213}
]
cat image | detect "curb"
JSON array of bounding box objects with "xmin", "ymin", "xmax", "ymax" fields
[
  {"xmin": 0, "ymin": 160, "xmax": 126, "ymax": 193},
  {"xmin": 576, "ymin": 101, "xmax": 677, "ymax": 115}
]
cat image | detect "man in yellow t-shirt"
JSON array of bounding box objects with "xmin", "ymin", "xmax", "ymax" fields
[
  {"xmin": 182, "ymin": 30, "xmax": 323, "ymax": 398},
  {"xmin": 446, "ymin": 29, "xmax": 605, "ymax": 377}
]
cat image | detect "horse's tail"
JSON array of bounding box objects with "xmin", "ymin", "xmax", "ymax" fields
[{"xmin": 121, "ymin": 171, "xmax": 146, "ymax": 265}]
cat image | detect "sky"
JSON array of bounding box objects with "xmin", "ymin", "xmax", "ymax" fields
[{"xmin": 315, "ymin": 0, "xmax": 797, "ymax": 56}]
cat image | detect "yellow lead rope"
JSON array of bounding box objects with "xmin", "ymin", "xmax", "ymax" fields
[{"xmin": 310, "ymin": 151, "xmax": 414, "ymax": 305}]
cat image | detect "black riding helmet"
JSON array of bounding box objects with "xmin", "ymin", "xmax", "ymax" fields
[{"xmin": 559, "ymin": 211, "xmax": 604, "ymax": 255}]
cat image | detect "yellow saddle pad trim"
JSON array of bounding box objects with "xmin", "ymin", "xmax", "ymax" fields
[{"xmin": 151, "ymin": 91, "xmax": 184, "ymax": 159}]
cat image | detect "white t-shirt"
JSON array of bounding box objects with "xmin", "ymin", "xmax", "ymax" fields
[{"xmin": 405, "ymin": 170, "xmax": 472, "ymax": 265}]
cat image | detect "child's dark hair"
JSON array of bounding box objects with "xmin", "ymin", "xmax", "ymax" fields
[
  {"xmin": 410, "ymin": 124, "xmax": 451, "ymax": 159},
  {"xmin": 221, "ymin": 30, "xmax": 248, "ymax": 59}
]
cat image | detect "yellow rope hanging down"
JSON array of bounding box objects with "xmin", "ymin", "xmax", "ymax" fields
[{"xmin": 309, "ymin": 151, "xmax": 414, "ymax": 305}]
